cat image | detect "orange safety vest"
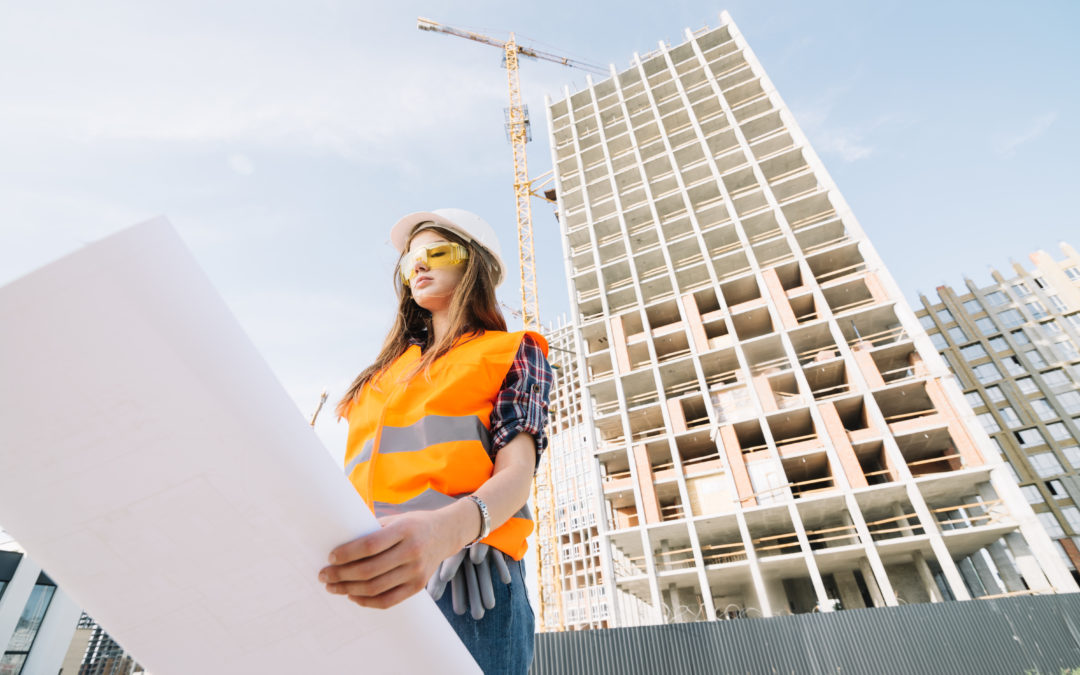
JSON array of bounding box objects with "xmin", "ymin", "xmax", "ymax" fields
[{"xmin": 343, "ymin": 329, "xmax": 548, "ymax": 561}]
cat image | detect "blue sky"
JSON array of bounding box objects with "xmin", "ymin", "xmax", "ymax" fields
[{"xmin": 1, "ymin": 1, "xmax": 1077, "ymax": 456}]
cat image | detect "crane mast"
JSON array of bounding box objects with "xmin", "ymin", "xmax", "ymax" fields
[{"xmin": 503, "ymin": 35, "xmax": 541, "ymax": 330}]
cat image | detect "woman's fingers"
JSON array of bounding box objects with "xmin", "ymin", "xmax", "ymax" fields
[
  {"xmin": 320, "ymin": 541, "xmax": 407, "ymax": 586},
  {"xmin": 326, "ymin": 561, "xmax": 418, "ymax": 599},
  {"xmin": 321, "ymin": 510, "xmax": 466, "ymax": 610},
  {"xmin": 325, "ymin": 524, "xmax": 403, "ymax": 567},
  {"xmin": 349, "ymin": 582, "xmax": 422, "ymax": 611}
]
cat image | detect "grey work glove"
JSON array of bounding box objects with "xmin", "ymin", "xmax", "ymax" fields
[{"xmin": 425, "ymin": 543, "xmax": 513, "ymax": 620}]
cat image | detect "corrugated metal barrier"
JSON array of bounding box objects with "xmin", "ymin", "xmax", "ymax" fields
[{"xmin": 531, "ymin": 593, "xmax": 1080, "ymax": 674}]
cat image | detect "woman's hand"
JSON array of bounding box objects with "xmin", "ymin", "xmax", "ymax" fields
[
  {"xmin": 319, "ymin": 500, "xmax": 479, "ymax": 610},
  {"xmin": 321, "ymin": 433, "xmax": 536, "ymax": 610}
]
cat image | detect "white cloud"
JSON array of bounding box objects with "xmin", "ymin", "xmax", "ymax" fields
[
  {"xmin": 996, "ymin": 111, "xmax": 1057, "ymax": 157},
  {"xmin": 0, "ymin": 4, "xmax": 511, "ymax": 159},
  {"xmin": 790, "ymin": 83, "xmax": 877, "ymax": 163},
  {"xmin": 813, "ymin": 131, "xmax": 874, "ymax": 162},
  {"xmin": 228, "ymin": 153, "xmax": 255, "ymax": 176}
]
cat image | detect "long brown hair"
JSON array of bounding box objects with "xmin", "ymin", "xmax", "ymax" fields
[{"xmin": 336, "ymin": 224, "xmax": 507, "ymax": 417}]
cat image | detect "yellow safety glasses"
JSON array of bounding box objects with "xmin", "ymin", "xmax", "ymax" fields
[{"xmin": 399, "ymin": 241, "xmax": 469, "ymax": 286}]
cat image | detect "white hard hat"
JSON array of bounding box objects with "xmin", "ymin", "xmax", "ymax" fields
[{"xmin": 390, "ymin": 208, "xmax": 506, "ymax": 287}]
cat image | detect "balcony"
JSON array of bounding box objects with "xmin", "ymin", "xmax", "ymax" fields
[
  {"xmin": 790, "ymin": 323, "xmax": 842, "ymax": 367},
  {"xmin": 802, "ymin": 359, "xmax": 851, "ymax": 400},
  {"xmin": 874, "ymin": 382, "xmax": 945, "ymax": 435},
  {"xmin": 769, "ymin": 409, "xmax": 823, "ymax": 458},
  {"xmin": 806, "ymin": 242, "xmax": 867, "ymax": 287},
  {"xmin": 697, "ymin": 514, "xmax": 749, "ymax": 566},
  {"xmin": 894, "ymin": 427, "xmax": 965, "ymax": 477},
  {"xmin": 746, "ymin": 506, "xmax": 801, "ymax": 558}
]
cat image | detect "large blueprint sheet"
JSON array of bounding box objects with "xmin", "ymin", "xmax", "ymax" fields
[{"xmin": 0, "ymin": 219, "xmax": 479, "ymax": 674}]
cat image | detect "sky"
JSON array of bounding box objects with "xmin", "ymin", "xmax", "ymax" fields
[{"xmin": 2, "ymin": 0, "xmax": 1078, "ymax": 463}]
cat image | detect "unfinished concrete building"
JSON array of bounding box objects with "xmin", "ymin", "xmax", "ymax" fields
[
  {"xmin": 538, "ymin": 320, "xmax": 661, "ymax": 630},
  {"xmin": 916, "ymin": 243, "xmax": 1080, "ymax": 582},
  {"xmin": 540, "ymin": 11, "xmax": 1077, "ymax": 626},
  {"xmin": 537, "ymin": 321, "xmax": 605, "ymax": 630}
]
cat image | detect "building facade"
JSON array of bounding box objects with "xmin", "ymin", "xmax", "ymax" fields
[
  {"xmin": 540, "ymin": 11, "xmax": 1077, "ymax": 627},
  {"xmin": 916, "ymin": 243, "xmax": 1080, "ymax": 580},
  {"xmin": 536, "ymin": 321, "xmax": 606, "ymax": 630},
  {"xmin": 0, "ymin": 542, "xmax": 81, "ymax": 674},
  {"xmin": 75, "ymin": 614, "xmax": 145, "ymax": 675},
  {"xmin": 538, "ymin": 321, "xmax": 659, "ymax": 630}
]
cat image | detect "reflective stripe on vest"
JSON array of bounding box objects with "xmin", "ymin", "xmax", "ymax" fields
[
  {"xmin": 343, "ymin": 330, "xmax": 548, "ymax": 561},
  {"xmin": 344, "ymin": 414, "xmax": 493, "ymax": 477}
]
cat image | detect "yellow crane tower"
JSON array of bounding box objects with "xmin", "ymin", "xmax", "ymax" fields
[
  {"xmin": 417, "ymin": 18, "xmax": 605, "ymax": 331},
  {"xmin": 418, "ymin": 18, "xmax": 605, "ymax": 632}
]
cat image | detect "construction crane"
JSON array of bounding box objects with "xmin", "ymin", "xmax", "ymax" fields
[
  {"xmin": 419, "ymin": 17, "xmax": 605, "ymax": 632},
  {"xmin": 417, "ymin": 17, "xmax": 605, "ymax": 332}
]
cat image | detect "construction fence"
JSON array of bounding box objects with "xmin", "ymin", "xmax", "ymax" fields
[{"xmin": 530, "ymin": 592, "xmax": 1080, "ymax": 675}]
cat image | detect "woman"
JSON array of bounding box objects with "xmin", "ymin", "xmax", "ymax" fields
[{"xmin": 319, "ymin": 208, "xmax": 552, "ymax": 674}]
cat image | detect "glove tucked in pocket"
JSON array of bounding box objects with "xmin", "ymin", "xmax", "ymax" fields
[{"xmin": 426, "ymin": 543, "xmax": 513, "ymax": 620}]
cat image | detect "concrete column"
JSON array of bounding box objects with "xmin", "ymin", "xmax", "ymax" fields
[
  {"xmin": 680, "ymin": 293, "xmax": 709, "ymax": 352},
  {"xmin": 985, "ymin": 541, "xmax": 1027, "ymax": 593},
  {"xmin": 834, "ymin": 569, "xmax": 866, "ymax": 609},
  {"xmin": 665, "ymin": 582, "xmax": 681, "ymax": 623},
  {"xmin": 719, "ymin": 425, "xmax": 755, "ymax": 506},
  {"xmin": 764, "ymin": 578, "xmax": 789, "ymax": 616},
  {"xmin": 858, "ymin": 558, "xmax": 886, "ymax": 607},
  {"xmin": 633, "ymin": 444, "xmax": 662, "ymax": 524},
  {"xmin": 957, "ymin": 558, "xmax": 985, "ymax": 597},
  {"xmin": 817, "ymin": 401, "xmax": 868, "ymax": 488},
  {"xmin": 1004, "ymin": 531, "xmax": 1052, "ymax": 592},
  {"xmin": 609, "ymin": 315, "xmax": 630, "ymax": 374},
  {"xmin": 658, "ymin": 540, "xmax": 672, "ymax": 572},
  {"xmin": 971, "ymin": 549, "xmax": 1005, "ymax": 596},
  {"xmin": 911, "ymin": 552, "xmax": 944, "ymax": 602},
  {"xmin": 761, "ymin": 268, "xmax": 798, "ymax": 330},
  {"xmin": 892, "ymin": 504, "xmax": 917, "ymax": 537}
]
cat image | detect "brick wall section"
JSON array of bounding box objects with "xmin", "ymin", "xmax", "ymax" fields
[
  {"xmin": 818, "ymin": 401, "xmax": 869, "ymax": 488},
  {"xmin": 762, "ymin": 268, "xmax": 798, "ymax": 330},
  {"xmin": 720, "ymin": 425, "xmax": 756, "ymax": 507},
  {"xmin": 633, "ymin": 444, "xmax": 662, "ymax": 524}
]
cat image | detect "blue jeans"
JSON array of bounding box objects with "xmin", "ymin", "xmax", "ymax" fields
[{"xmin": 435, "ymin": 556, "xmax": 535, "ymax": 674}]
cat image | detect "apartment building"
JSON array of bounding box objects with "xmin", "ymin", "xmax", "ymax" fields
[
  {"xmin": 916, "ymin": 243, "xmax": 1080, "ymax": 580},
  {"xmin": 540, "ymin": 11, "xmax": 1076, "ymax": 626}
]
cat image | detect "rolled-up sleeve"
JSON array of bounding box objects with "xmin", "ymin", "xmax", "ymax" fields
[{"xmin": 489, "ymin": 334, "xmax": 553, "ymax": 467}]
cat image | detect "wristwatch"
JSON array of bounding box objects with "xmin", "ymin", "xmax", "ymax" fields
[{"xmin": 466, "ymin": 494, "xmax": 491, "ymax": 547}]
